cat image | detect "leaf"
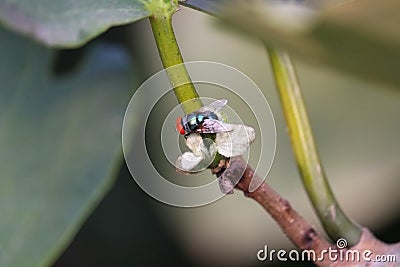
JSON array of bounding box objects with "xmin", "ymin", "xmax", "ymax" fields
[
  {"xmin": 0, "ymin": 26, "xmax": 136, "ymax": 267},
  {"xmin": 180, "ymin": 0, "xmax": 322, "ymax": 16},
  {"xmin": 180, "ymin": 0, "xmax": 223, "ymax": 14},
  {"xmin": 0, "ymin": 0, "xmax": 149, "ymax": 47},
  {"xmin": 183, "ymin": 0, "xmax": 400, "ymax": 87}
]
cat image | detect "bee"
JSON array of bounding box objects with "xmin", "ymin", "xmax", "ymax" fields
[{"xmin": 175, "ymin": 99, "xmax": 233, "ymax": 135}]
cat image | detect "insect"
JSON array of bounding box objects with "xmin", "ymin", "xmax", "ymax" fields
[
  {"xmin": 176, "ymin": 99, "xmax": 233, "ymax": 135},
  {"xmin": 175, "ymin": 100, "xmax": 256, "ymax": 194},
  {"xmin": 176, "ymin": 99, "xmax": 256, "ymax": 160}
]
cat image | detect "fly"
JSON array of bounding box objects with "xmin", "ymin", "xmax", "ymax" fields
[
  {"xmin": 176, "ymin": 99, "xmax": 233, "ymax": 135},
  {"xmin": 175, "ymin": 99, "xmax": 256, "ymax": 194},
  {"xmin": 176, "ymin": 99, "xmax": 256, "ymax": 159}
]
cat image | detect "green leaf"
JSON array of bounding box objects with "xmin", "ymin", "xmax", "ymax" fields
[
  {"xmin": 180, "ymin": 0, "xmax": 321, "ymax": 16},
  {"xmin": 0, "ymin": 0, "xmax": 149, "ymax": 47},
  {"xmin": 184, "ymin": 0, "xmax": 400, "ymax": 87},
  {"xmin": 180, "ymin": 0, "xmax": 221, "ymax": 14},
  {"xmin": 0, "ymin": 26, "xmax": 136, "ymax": 267}
]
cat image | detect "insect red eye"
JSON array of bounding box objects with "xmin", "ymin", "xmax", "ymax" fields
[{"xmin": 176, "ymin": 117, "xmax": 185, "ymax": 135}]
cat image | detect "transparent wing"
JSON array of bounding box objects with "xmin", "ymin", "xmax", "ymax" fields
[
  {"xmin": 198, "ymin": 99, "xmax": 228, "ymax": 113},
  {"xmin": 215, "ymin": 124, "xmax": 256, "ymax": 157},
  {"xmin": 196, "ymin": 119, "xmax": 234, "ymax": 134},
  {"xmin": 176, "ymin": 152, "xmax": 203, "ymax": 173}
]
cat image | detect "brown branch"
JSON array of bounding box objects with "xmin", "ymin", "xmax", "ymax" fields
[
  {"xmin": 219, "ymin": 156, "xmax": 334, "ymax": 266},
  {"xmin": 216, "ymin": 156, "xmax": 400, "ymax": 266}
]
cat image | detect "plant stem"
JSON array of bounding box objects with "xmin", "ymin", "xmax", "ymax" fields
[
  {"xmin": 148, "ymin": 3, "xmax": 226, "ymax": 169},
  {"xmin": 267, "ymin": 47, "xmax": 362, "ymax": 245},
  {"xmin": 225, "ymin": 156, "xmax": 333, "ymax": 267},
  {"xmin": 149, "ymin": 12, "xmax": 201, "ymax": 114}
]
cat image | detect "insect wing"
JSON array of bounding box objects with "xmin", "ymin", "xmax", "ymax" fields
[
  {"xmin": 215, "ymin": 124, "xmax": 256, "ymax": 157},
  {"xmin": 176, "ymin": 152, "xmax": 203, "ymax": 173},
  {"xmin": 196, "ymin": 119, "xmax": 234, "ymax": 134},
  {"xmin": 198, "ymin": 99, "xmax": 228, "ymax": 113}
]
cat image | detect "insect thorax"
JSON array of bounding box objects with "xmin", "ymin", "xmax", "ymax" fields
[{"xmin": 183, "ymin": 111, "xmax": 218, "ymax": 132}]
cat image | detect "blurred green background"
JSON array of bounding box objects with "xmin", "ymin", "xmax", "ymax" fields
[
  {"xmin": 52, "ymin": 6, "xmax": 399, "ymax": 267},
  {"xmin": 1, "ymin": 3, "xmax": 399, "ymax": 267}
]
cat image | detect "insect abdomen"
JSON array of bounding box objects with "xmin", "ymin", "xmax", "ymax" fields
[{"xmin": 184, "ymin": 111, "xmax": 218, "ymax": 133}]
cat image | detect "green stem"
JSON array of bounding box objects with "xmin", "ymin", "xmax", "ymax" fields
[
  {"xmin": 267, "ymin": 47, "xmax": 361, "ymax": 245},
  {"xmin": 149, "ymin": 12, "xmax": 201, "ymax": 114},
  {"xmin": 147, "ymin": 3, "xmax": 224, "ymax": 169}
]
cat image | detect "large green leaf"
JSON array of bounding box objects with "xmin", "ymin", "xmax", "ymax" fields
[
  {"xmin": 183, "ymin": 0, "xmax": 400, "ymax": 87},
  {"xmin": 0, "ymin": 0, "xmax": 149, "ymax": 47},
  {"xmin": 180, "ymin": 0, "xmax": 219, "ymax": 14},
  {"xmin": 0, "ymin": 27, "xmax": 136, "ymax": 267}
]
